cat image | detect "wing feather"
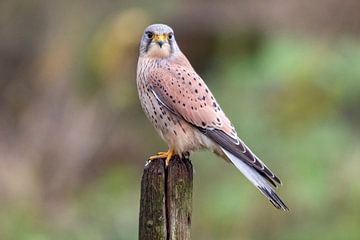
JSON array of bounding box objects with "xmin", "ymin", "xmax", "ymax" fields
[
  {"xmin": 148, "ymin": 64, "xmax": 281, "ymax": 186},
  {"xmin": 148, "ymin": 65, "xmax": 238, "ymax": 138}
]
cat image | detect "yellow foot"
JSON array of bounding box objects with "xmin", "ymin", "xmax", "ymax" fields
[
  {"xmin": 148, "ymin": 148, "xmax": 175, "ymax": 166},
  {"xmin": 156, "ymin": 151, "xmax": 168, "ymax": 155},
  {"xmin": 148, "ymin": 153, "xmax": 168, "ymax": 161}
]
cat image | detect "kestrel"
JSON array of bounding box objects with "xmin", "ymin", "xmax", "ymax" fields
[{"xmin": 136, "ymin": 24, "xmax": 288, "ymax": 210}]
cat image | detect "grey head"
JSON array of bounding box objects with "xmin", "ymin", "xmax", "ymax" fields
[{"xmin": 139, "ymin": 23, "xmax": 180, "ymax": 58}]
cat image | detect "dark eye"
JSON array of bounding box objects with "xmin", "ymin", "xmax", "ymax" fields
[
  {"xmin": 146, "ymin": 32, "xmax": 153, "ymax": 39},
  {"xmin": 168, "ymin": 33, "xmax": 173, "ymax": 40}
]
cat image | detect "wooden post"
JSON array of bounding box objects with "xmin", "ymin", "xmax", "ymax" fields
[{"xmin": 139, "ymin": 155, "xmax": 193, "ymax": 240}]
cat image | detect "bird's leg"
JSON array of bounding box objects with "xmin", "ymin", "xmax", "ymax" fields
[
  {"xmin": 165, "ymin": 147, "xmax": 175, "ymax": 166},
  {"xmin": 148, "ymin": 147, "xmax": 175, "ymax": 166},
  {"xmin": 148, "ymin": 152, "xmax": 167, "ymax": 161},
  {"xmin": 156, "ymin": 151, "xmax": 168, "ymax": 155}
]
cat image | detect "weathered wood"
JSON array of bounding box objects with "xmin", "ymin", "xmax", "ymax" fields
[
  {"xmin": 166, "ymin": 156, "xmax": 193, "ymax": 240},
  {"xmin": 139, "ymin": 155, "xmax": 193, "ymax": 240},
  {"xmin": 139, "ymin": 159, "xmax": 167, "ymax": 240}
]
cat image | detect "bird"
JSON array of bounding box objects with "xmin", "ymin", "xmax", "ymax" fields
[{"xmin": 136, "ymin": 23, "xmax": 288, "ymax": 211}]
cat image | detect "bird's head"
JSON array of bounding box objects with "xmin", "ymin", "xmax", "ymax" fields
[{"xmin": 139, "ymin": 24, "xmax": 179, "ymax": 58}]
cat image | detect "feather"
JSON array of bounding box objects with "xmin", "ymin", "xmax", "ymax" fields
[
  {"xmin": 200, "ymin": 128, "xmax": 281, "ymax": 186},
  {"xmin": 221, "ymin": 148, "xmax": 289, "ymax": 211},
  {"xmin": 145, "ymin": 59, "xmax": 288, "ymax": 210}
]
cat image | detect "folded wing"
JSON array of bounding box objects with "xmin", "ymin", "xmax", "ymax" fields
[{"xmin": 147, "ymin": 64, "xmax": 288, "ymax": 210}]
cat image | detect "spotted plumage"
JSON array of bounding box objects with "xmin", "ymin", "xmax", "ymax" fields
[{"xmin": 136, "ymin": 23, "xmax": 288, "ymax": 210}]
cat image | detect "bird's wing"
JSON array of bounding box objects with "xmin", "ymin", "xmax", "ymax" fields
[
  {"xmin": 148, "ymin": 64, "xmax": 288, "ymax": 210},
  {"xmin": 148, "ymin": 64, "xmax": 281, "ymax": 184},
  {"xmin": 148, "ymin": 64, "xmax": 237, "ymax": 138}
]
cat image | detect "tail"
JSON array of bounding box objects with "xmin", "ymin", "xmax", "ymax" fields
[{"xmin": 221, "ymin": 147, "xmax": 289, "ymax": 211}]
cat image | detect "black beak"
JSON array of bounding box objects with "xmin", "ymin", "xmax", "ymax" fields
[{"xmin": 157, "ymin": 41, "xmax": 164, "ymax": 48}]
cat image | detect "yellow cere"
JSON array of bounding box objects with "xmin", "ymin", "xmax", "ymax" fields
[{"xmin": 154, "ymin": 34, "xmax": 167, "ymax": 43}]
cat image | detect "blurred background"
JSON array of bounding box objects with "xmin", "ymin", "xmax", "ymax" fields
[{"xmin": 1, "ymin": 0, "xmax": 360, "ymax": 239}]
